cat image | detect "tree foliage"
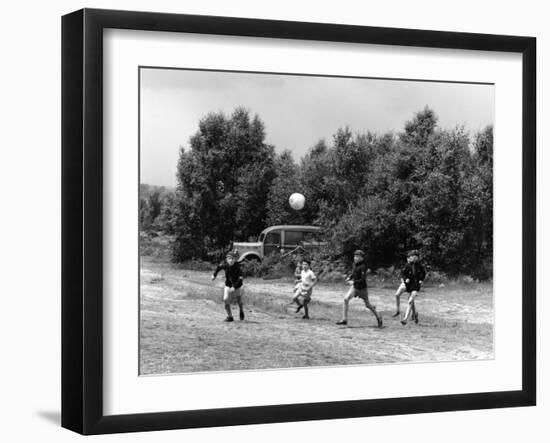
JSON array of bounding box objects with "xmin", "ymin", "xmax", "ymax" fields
[
  {"xmin": 320, "ymin": 108, "xmax": 493, "ymax": 277},
  {"xmin": 266, "ymin": 150, "xmax": 309, "ymax": 226},
  {"xmin": 171, "ymin": 107, "xmax": 275, "ymax": 260},
  {"xmin": 139, "ymin": 185, "xmax": 172, "ymax": 232},
  {"xmin": 144, "ymin": 106, "xmax": 493, "ymax": 278}
]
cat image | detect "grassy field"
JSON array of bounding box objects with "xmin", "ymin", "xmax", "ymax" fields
[{"xmin": 140, "ymin": 256, "xmax": 493, "ymax": 375}]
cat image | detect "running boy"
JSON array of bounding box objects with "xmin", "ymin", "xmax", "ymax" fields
[
  {"xmin": 212, "ymin": 251, "xmax": 245, "ymax": 322},
  {"xmin": 336, "ymin": 250, "xmax": 383, "ymax": 327},
  {"xmin": 394, "ymin": 249, "xmax": 426, "ymax": 325},
  {"xmin": 293, "ymin": 259, "xmax": 317, "ymax": 319}
]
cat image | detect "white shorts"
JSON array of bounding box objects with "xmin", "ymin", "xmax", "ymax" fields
[{"xmin": 224, "ymin": 285, "xmax": 243, "ymax": 303}]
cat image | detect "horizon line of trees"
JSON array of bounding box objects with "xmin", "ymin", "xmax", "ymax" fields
[{"xmin": 140, "ymin": 106, "xmax": 493, "ymax": 279}]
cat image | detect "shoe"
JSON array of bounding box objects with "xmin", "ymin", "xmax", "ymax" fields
[
  {"xmin": 239, "ymin": 311, "xmax": 245, "ymax": 321},
  {"xmin": 413, "ymin": 312, "xmax": 419, "ymax": 324},
  {"xmin": 377, "ymin": 316, "xmax": 383, "ymax": 328},
  {"xmin": 295, "ymin": 304, "xmax": 303, "ymax": 313},
  {"xmin": 400, "ymin": 319, "xmax": 407, "ymax": 326},
  {"xmin": 302, "ymin": 314, "xmax": 310, "ymax": 319},
  {"xmin": 224, "ymin": 316, "xmax": 234, "ymax": 322},
  {"xmin": 392, "ymin": 311, "xmax": 400, "ymax": 318},
  {"xmin": 336, "ymin": 320, "xmax": 347, "ymax": 325}
]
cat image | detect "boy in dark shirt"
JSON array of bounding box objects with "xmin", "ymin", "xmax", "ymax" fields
[
  {"xmin": 212, "ymin": 251, "xmax": 245, "ymax": 322},
  {"xmin": 336, "ymin": 250, "xmax": 383, "ymax": 327},
  {"xmin": 392, "ymin": 250, "xmax": 415, "ymax": 317},
  {"xmin": 395, "ymin": 249, "xmax": 426, "ymax": 325}
]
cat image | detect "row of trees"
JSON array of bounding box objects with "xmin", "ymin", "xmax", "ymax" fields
[
  {"xmin": 141, "ymin": 106, "xmax": 493, "ymax": 278},
  {"xmin": 139, "ymin": 184, "xmax": 174, "ymax": 232}
]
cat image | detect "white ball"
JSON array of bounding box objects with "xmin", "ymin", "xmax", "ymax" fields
[{"xmin": 289, "ymin": 193, "xmax": 305, "ymax": 210}]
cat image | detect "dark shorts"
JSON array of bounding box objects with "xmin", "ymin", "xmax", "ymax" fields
[
  {"xmin": 296, "ymin": 294, "xmax": 312, "ymax": 304},
  {"xmin": 405, "ymin": 283, "xmax": 421, "ymax": 293},
  {"xmin": 399, "ymin": 281, "xmax": 421, "ymax": 293},
  {"xmin": 351, "ymin": 287, "xmax": 368, "ymax": 300}
]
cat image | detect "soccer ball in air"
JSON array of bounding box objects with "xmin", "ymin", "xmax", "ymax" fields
[{"xmin": 289, "ymin": 193, "xmax": 305, "ymax": 210}]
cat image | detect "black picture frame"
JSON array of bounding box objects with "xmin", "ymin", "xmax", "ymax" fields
[{"xmin": 61, "ymin": 8, "xmax": 536, "ymax": 435}]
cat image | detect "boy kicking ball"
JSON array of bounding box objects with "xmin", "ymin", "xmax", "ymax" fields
[
  {"xmin": 212, "ymin": 251, "xmax": 245, "ymax": 322},
  {"xmin": 393, "ymin": 249, "xmax": 426, "ymax": 325},
  {"xmin": 293, "ymin": 259, "xmax": 317, "ymax": 319},
  {"xmin": 336, "ymin": 250, "xmax": 383, "ymax": 328}
]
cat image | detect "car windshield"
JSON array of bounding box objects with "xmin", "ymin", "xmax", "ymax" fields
[
  {"xmin": 259, "ymin": 233, "xmax": 265, "ymax": 242},
  {"xmin": 284, "ymin": 231, "xmax": 303, "ymax": 244},
  {"xmin": 304, "ymin": 231, "xmax": 322, "ymax": 242}
]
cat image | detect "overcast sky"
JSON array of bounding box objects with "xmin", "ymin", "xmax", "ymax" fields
[{"xmin": 140, "ymin": 68, "xmax": 494, "ymax": 187}]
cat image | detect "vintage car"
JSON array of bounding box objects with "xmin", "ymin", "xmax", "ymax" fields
[{"xmin": 232, "ymin": 225, "xmax": 325, "ymax": 262}]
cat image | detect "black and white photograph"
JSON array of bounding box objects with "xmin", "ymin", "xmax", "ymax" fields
[
  {"xmin": 1, "ymin": 0, "xmax": 545, "ymax": 440},
  {"xmin": 139, "ymin": 68, "xmax": 494, "ymax": 375}
]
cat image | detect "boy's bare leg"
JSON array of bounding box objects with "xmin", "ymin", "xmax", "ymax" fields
[
  {"xmin": 343, "ymin": 290, "xmax": 352, "ymax": 320},
  {"xmin": 393, "ymin": 283, "xmax": 406, "ymax": 317},
  {"xmin": 293, "ymin": 291, "xmax": 304, "ymax": 313},
  {"xmin": 303, "ymin": 301, "xmax": 309, "ymax": 319},
  {"xmin": 394, "ymin": 294, "xmax": 400, "ymax": 316},
  {"xmin": 223, "ymin": 287, "xmax": 233, "ymax": 320},
  {"xmin": 401, "ymin": 291, "xmax": 417, "ymax": 325},
  {"xmin": 364, "ymin": 298, "xmax": 383, "ymax": 328},
  {"xmin": 411, "ymin": 301, "xmax": 418, "ymax": 323},
  {"xmin": 236, "ymin": 293, "xmax": 245, "ymax": 320},
  {"xmin": 337, "ymin": 288, "xmax": 354, "ymax": 324},
  {"xmin": 224, "ymin": 304, "xmax": 232, "ymax": 318}
]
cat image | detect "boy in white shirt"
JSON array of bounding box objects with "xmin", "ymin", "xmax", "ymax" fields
[{"xmin": 292, "ymin": 259, "xmax": 317, "ymax": 319}]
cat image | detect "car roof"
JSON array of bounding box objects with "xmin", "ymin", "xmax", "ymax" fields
[{"xmin": 260, "ymin": 225, "xmax": 322, "ymax": 235}]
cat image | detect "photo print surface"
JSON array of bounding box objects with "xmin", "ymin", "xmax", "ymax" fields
[{"xmin": 139, "ymin": 67, "xmax": 494, "ymax": 376}]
